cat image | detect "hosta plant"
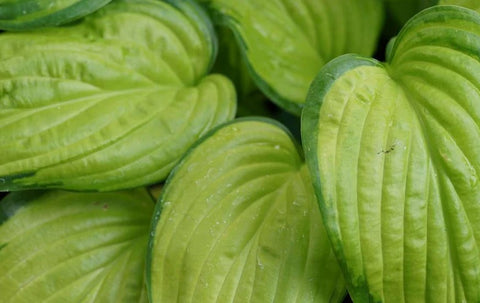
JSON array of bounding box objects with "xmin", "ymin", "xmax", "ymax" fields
[
  {"xmin": 303, "ymin": 5, "xmax": 480, "ymax": 302},
  {"xmin": 197, "ymin": 0, "xmax": 384, "ymax": 115},
  {"xmin": 148, "ymin": 118, "xmax": 346, "ymax": 303},
  {"xmin": 0, "ymin": 0, "xmax": 236, "ymax": 192},
  {"xmin": 0, "ymin": 189, "xmax": 154, "ymax": 302}
]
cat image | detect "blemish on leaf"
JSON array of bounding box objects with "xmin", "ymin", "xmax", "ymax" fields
[
  {"xmin": 377, "ymin": 144, "xmax": 396, "ymax": 155},
  {"xmin": 103, "ymin": 203, "xmax": 109, "ymax": 211}
]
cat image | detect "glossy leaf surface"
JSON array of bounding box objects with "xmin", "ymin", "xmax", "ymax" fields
[
  {"xmin": 0, "ymin": 0, "xmax": 236, "ymax": 191},
  {"xmin": 0, "ymin": 0, "xmax": 112, "ymax": 30},
  {"xmin": 148, "ymin": 119, "xmax": 345, "ymax": 303},
  {"xmin": 303, "ymin": 6, "xmax": 480, "ymax": 302},
  {"xmin": 198, "ymin": 0, "xmax": 383, "ymax": 115},
  {"xmin": 0, "ymin": 189, "xmax": 154, "ymax": 302}
]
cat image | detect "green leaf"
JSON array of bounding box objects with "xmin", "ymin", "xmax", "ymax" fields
[
  {"xmin": 0, "ymin": 0, "xmax": 112, "ymax": 30},
  {"xmin": 148, "ymin": 118, "xmax": 345, "ymax": 303},
  {"xmin": 0, "ymin": 0, "xmax": 236, "ymax": 191},
  {"xmin": 0, "ymin": 189, "xmax": 154, "ymax": 302},
  {"xmin": 198, "ymin": 0, "xmax": 384, "ymax": 115},
  {"xmin": 303, "ymin": 6, "xmax": 480, "ymax": 302}
]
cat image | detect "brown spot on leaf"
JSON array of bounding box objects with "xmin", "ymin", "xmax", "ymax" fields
[{"xmin": 377, "ymin": 144, "xmax": 396, "ymax": 155}]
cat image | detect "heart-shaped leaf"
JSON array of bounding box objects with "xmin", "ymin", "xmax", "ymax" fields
[
  {"xmin": 148, "ymin": 118, "xmax": 345, "ymax": 303},
  {"xmin": 303, "ymin": 6, "xmax": 480, "ymax": 302},
  {"xmin": 0, "ymin": 0, "xmax": 236, "ymax": 191},
  {"xmin": 197, "ymin": 0, "xmax": 384, "ymax": 115},
  {"xmin": 0, "ymin": 189, "xmax": 154, "ymax": 302},
  {"xmin": 0, "ymin": 0, "xmax": 112, "ymax": 30}
]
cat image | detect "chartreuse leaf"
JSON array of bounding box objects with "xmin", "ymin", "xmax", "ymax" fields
[
  {"xmin": 0, "ymin": 0, "xmax": 112, "ymax": 31},
  {"xmin": 303, "ymin": 6, "xmax": 480, "ymax": 302},
  {"xmin": 197, "ymin": 0, "xmax": 384, "ymax": 115},
  {"xmin": 0, "ymin": 0, "xmax": 236, "ymax": 191},
  {"xmin": 0, "ymin": 189, "xmax": 154, "ymax": 302},
  {"xmin": 148, "ymin": 119, "xmax": 346, "ymax": 303}
]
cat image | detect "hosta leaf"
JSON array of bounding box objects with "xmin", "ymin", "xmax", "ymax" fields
[
  {"xmin": 0, "ymin": 0, "xmax": 236, "ymax": 191},
  {"xmin": 0, "ymin": 0, "xmax": 112, "ymax": 31},
  {"xmin": 198, "ymin": 0, "xmax": 384, "ymax": 115},
  {"xmin": 303, "ymin": 6, "xmax": 480, "ymax": 302},
  {"xmin": 0, "ymin": 189, "xmax": 154, "ymax": 302},
  {"xmin": 148, "ymin": 119, "xmax": 345, "ymax": 303}
]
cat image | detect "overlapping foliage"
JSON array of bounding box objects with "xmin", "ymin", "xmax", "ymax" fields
[{"xmin": 1, "ymin": 1, "xmax": 480, "ymax": 303}]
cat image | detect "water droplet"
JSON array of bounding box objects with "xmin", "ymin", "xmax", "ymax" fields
[
  {"xmin": 232, "ymin": 127, "xmax": 239, "ymax": 132},
  {"xmin": 274, "ymin": 145, "xmax": 280, "ymax": 150},
  {"xmin": 257, "ymin": 257, "xmax": 264, "ymax": 270},
  {"xmin": 0, "ymin": 178, "xmax": 5, "ymax": 184}
]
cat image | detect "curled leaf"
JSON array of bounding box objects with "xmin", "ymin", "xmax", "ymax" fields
[
  {"xmin": 303, "ymin": 6, "xmax": 480, "ymax": 302},
  {"xmin": 148, "ymin": 119, "xmax": 345, "ymax": 303},
  {"xmin": 0, "ymin": 189, "xmax": 154, "ymax": 302},
  {"xmin": 0, "ymin": 0, "xmax": 236, "ymax": 191},
  {"xmin": 199, "ymin": 0, "xmax": 384, "ymax": 115}
]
